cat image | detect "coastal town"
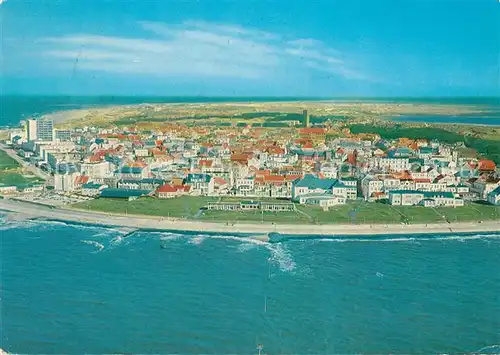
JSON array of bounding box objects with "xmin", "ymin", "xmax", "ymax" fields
[{"xmin": 1, "ymin": 108, "xmax": 499, "ymax": 226}]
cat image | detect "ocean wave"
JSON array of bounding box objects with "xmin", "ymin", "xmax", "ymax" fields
[
  {"xmin": 15, "ymin": 218, "xmax": 129, "ymax": 238},
  {"xmin": 0, "ymin": 221, "xmax": 22, "ymax": 231},
  {"xmin": 0, "ymin": 219, "xmax": 38, "ymax": 231},
  {"xmin": 91, "ymin": 229, "xmax": 127, "ymax": 239},
  {"xmin": 81, "ymin": 240, "xmax": 105, "ymax": 252},
  {"xmin": 236, "ymin": 242, "xmax": 259, "ymax": 253},
  {"xmin": 158, "ymin": 232, "xmax": 184, "ymax": 241},
  {"xmin": 317, "ymin": 237, "xmax": 417, "ymax": 243},
  {"xmin": 266, "ymin": 243, "xmax": 296, "ymax": 273},
  {"xmin": 34, "ymin": 219, "xmax": 117, "ymax": 232},
  {"xmin": 314, "ymin": 233, "xmax": 500, "ymax": 244},
  {"xmin": 203, "ymin": 234, "xmax": 268, "ymax": 246},
  {"xmin": 475, "ymin": 344, "xmax": 500, "ymax": 354},
  {"xmin": 109, "ymin": 235, "xmax": 125, "ymax": 246},
  {"xmin": 188, "ymin": 235, "xmax": 206, "ymax": 245},
  {"xmin": 160, "ymin": 232, "xmax": 296, "ymax": 273}
]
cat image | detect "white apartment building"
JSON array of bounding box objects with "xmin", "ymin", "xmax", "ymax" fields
[
  {"xmin": 361, "ymin": 177, "xmax": 383, "ymax": 200},
  {"xmin": 54, "ymin": 172, "xmax": 79, "ymax": 192},
  {"xmin": 377, "ymin": 157, "xmax": 410, "ymax": 172},
  {"xmin": 80, "ymin": 161, "xmax": 112, "ymax": 179}
]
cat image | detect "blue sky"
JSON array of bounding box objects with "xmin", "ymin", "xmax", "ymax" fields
[{"xmin": 1, "ymin": 0, "xmax": 498, "ymax": 96}]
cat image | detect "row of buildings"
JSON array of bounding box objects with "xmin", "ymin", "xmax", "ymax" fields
[{"xmin": 4, "ymin": 118, "xmax": 500, "ymax": 208}]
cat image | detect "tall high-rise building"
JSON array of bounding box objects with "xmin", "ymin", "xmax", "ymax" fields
[
  {"xmin": 37, "ymin": 119, "xmax": 54, "ymax": 141},
  {"xmin": 55, "ymin": 129, "xmax": 71, "ymax": 142},
  {"xmin": 26, "ymin": 119, "xmax": 38, "ymax": 141},
  {"xmin": 26, "ymin": 119, "xmax": 54, "ymax": 142},
  {"xmin": 303, "ymin": 109, "xmax": 310, "ymax": 127}
]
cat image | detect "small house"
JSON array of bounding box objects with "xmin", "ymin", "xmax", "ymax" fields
[{"xmin": 487, "ymin": 186, "xmax": 500, "ymax": 206}]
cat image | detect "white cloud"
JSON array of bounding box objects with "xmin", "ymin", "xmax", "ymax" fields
[
  {"xmin": 285, "ymin": 48, "xmax": 344, "ymax": 65},
  {"xmin": 40, "ymin": 21, "xmax": 367, "ymax": 80},
  {"xmin": 287, "ymin": 38, "xmax": 324, "ymax": 47}
]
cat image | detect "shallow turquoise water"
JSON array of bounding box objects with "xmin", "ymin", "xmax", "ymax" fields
[{"xmin": 1, "ymin": 216, "xmax": 499, "ymax": 354}]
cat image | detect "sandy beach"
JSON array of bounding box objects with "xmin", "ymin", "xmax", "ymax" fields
[
  {"xmin": 1, "ymin": 198, "xmax": 499, "ymax": 238},
  {"xmin": 42, "ymin": 106, "xmax": 124, "ymax": 124}
]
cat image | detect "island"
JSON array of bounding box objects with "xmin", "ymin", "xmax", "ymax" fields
[{"xmin": 1, "ymin": 98, "xmax": 499, "ymax": 236}]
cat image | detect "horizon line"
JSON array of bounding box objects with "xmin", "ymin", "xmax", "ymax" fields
[{"xmin": 2, "ymin": 94, "xmax": 499, "ymax": 99}]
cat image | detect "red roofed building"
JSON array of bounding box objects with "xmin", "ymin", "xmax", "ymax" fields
[
  {"xmin": 347, "ymin": 150, "xmax": 358, "ymax": 166},
  {"xmin": 213, "ymin": 177, "xmax": 228, "ymax": 185},
  {"xmin": 74, "ymin": 175, "xmax": 89, "ymax": 187},
  {"xmin": 88, "ymin": 155, "xmax": 102, "ymax": 163},
  {"xmin": 267, "ymin": 146, "xmax": 286, "ymax": 156},
  {"xmin": 213, "ymin": 177, "xmax": 230, "ymax": 194},
  {"xmin": 256, "ymin": 169, "xmax": 271, "ymax": 176},
  {"xmin": 335, "ymin": 148, "xmax": 345, "ymax": 159},
  {"xmin": 478, "ymin": 159, "xmax": 496, "ymax": 172},
  {"xmin": 264, "ymin": 175, "xmax": 286, "ymax": 185},
  {"xmin": 199, "ymin": 160, "xmax": 213, "ymax": 168},
  {"xmin": 179, "ymin": 185, "xmax": 191, "ymax": 193},
  {"xmin": 150, "ymin": 148, "xmax": 167, "ymax": 157},
  {"xmin": 156, "ymin": 183, "xmax": 191, "ymax": 198},
  {"xmin": 231, "ymin": 154, "xmax": 250, "ymax": 164},
  {"xmin": 295, "ymin": 138, "xmax": 310, "ymax": 145},
  {"xmin": 285, "ymin": 174, "xmax": 303, "ymax": 182},
  {"xmin": 413, "ymin": 178, "xmax": 431, "ymax": 191},
  {"xmin": 156, "ymin": 184, "xmax": 178, "ymax": 199},
  {"xmin": 298, "ymin": 128, "xmax": 327, "ymax": 135},
  {"xmin": 256, "ymin": 175, "xmax": 293, "ymax": 197}
]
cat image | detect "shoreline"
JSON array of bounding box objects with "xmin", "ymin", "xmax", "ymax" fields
[{"xmin": 1, "ymin": 198, "xmax": 499, "ymax": 239}]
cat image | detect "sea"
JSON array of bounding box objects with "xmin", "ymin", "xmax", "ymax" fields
[
  {"xmin": 1, "ymin": 214, "xmax": 500, "ymax": 354},
  {"xmin": 1, "ymin": 95, "xmax": 499, "ymax": 128}
]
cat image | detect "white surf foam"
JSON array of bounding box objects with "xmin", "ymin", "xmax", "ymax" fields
[
  {"xmin": 315, "ymin": 234, "xmax": 500, "ymax": 244},
  {"xmin": 22, "ymin": 218, "xmax": 129, "ymax": 239},
  {"xmin": 35, "ymin": 219, "xmax": 119, "ymax": 233},
  {"xmin": 188, "ymin": 235, "xmax": 206, "ymax": 245},
  {"xmin": 91, "ymin": 229, "xmax": 126, "ymax": 238},
  {"xmin": 81, "ymin": 240, "xmax": 105, "ymax": 252},
  {"xmin": 266, "ymin": 243, "xmax": 296, "ymax": 273},
  {"xmin": 475, "ymin": 344, "xmax": 500, "ymax": 354},
  {"xmin": 317, "ymin": 237, "xmax": 416, "ymax": 243},
  {"xmin": 0, "ymin": 219, "xmax": 38, "ymax": 231},
  {"xmin": 175, "ymin": 233, "xmax": 296, "ymax": 273},
  {"xmin": 157, "ymin": 232, "xmax": 183, "ymax": 241},
  {"xmin": 110, "ymin": 235, "xmax": 124, "ymax": 246},
  {"xmin": 237, "ymin": 242, "xmax": 259, "ymax": 253},
  {"xmin": 214, "ymin": 234, "xmax": 266, "ymax": 244},
  {"xmin": 0, "ymin": 221, "xmax": 24, "ymax": 231}
]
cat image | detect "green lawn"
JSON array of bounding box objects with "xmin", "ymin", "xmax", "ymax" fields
[
  {"xmin": 0, "ymin": 171, "xmax": 44, "ymax": 186},
  {"xmin": 435, "ymin": 203, "xmax": 500, "ymax": 222},
  {"xmin": 72, "ymin": 196, "xmax": 215, "ymax": 218},
  {"xmin": 297, "ymin": 202, "xmax": 406, "ymax": 224},
  {"xmin": 0, "ymin": 150, "xmax": 20, "ymax": 170},
  {"xmin": 71, "ymin": 197, "xmax": 500, "ymax": 225},
  {"xmin": 0, "ymin": 149, "xmax": 44, "ymax": 187},
  {"xmin": 198, "ymin": 210, "xmax": 311, "ymax": 224}
]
